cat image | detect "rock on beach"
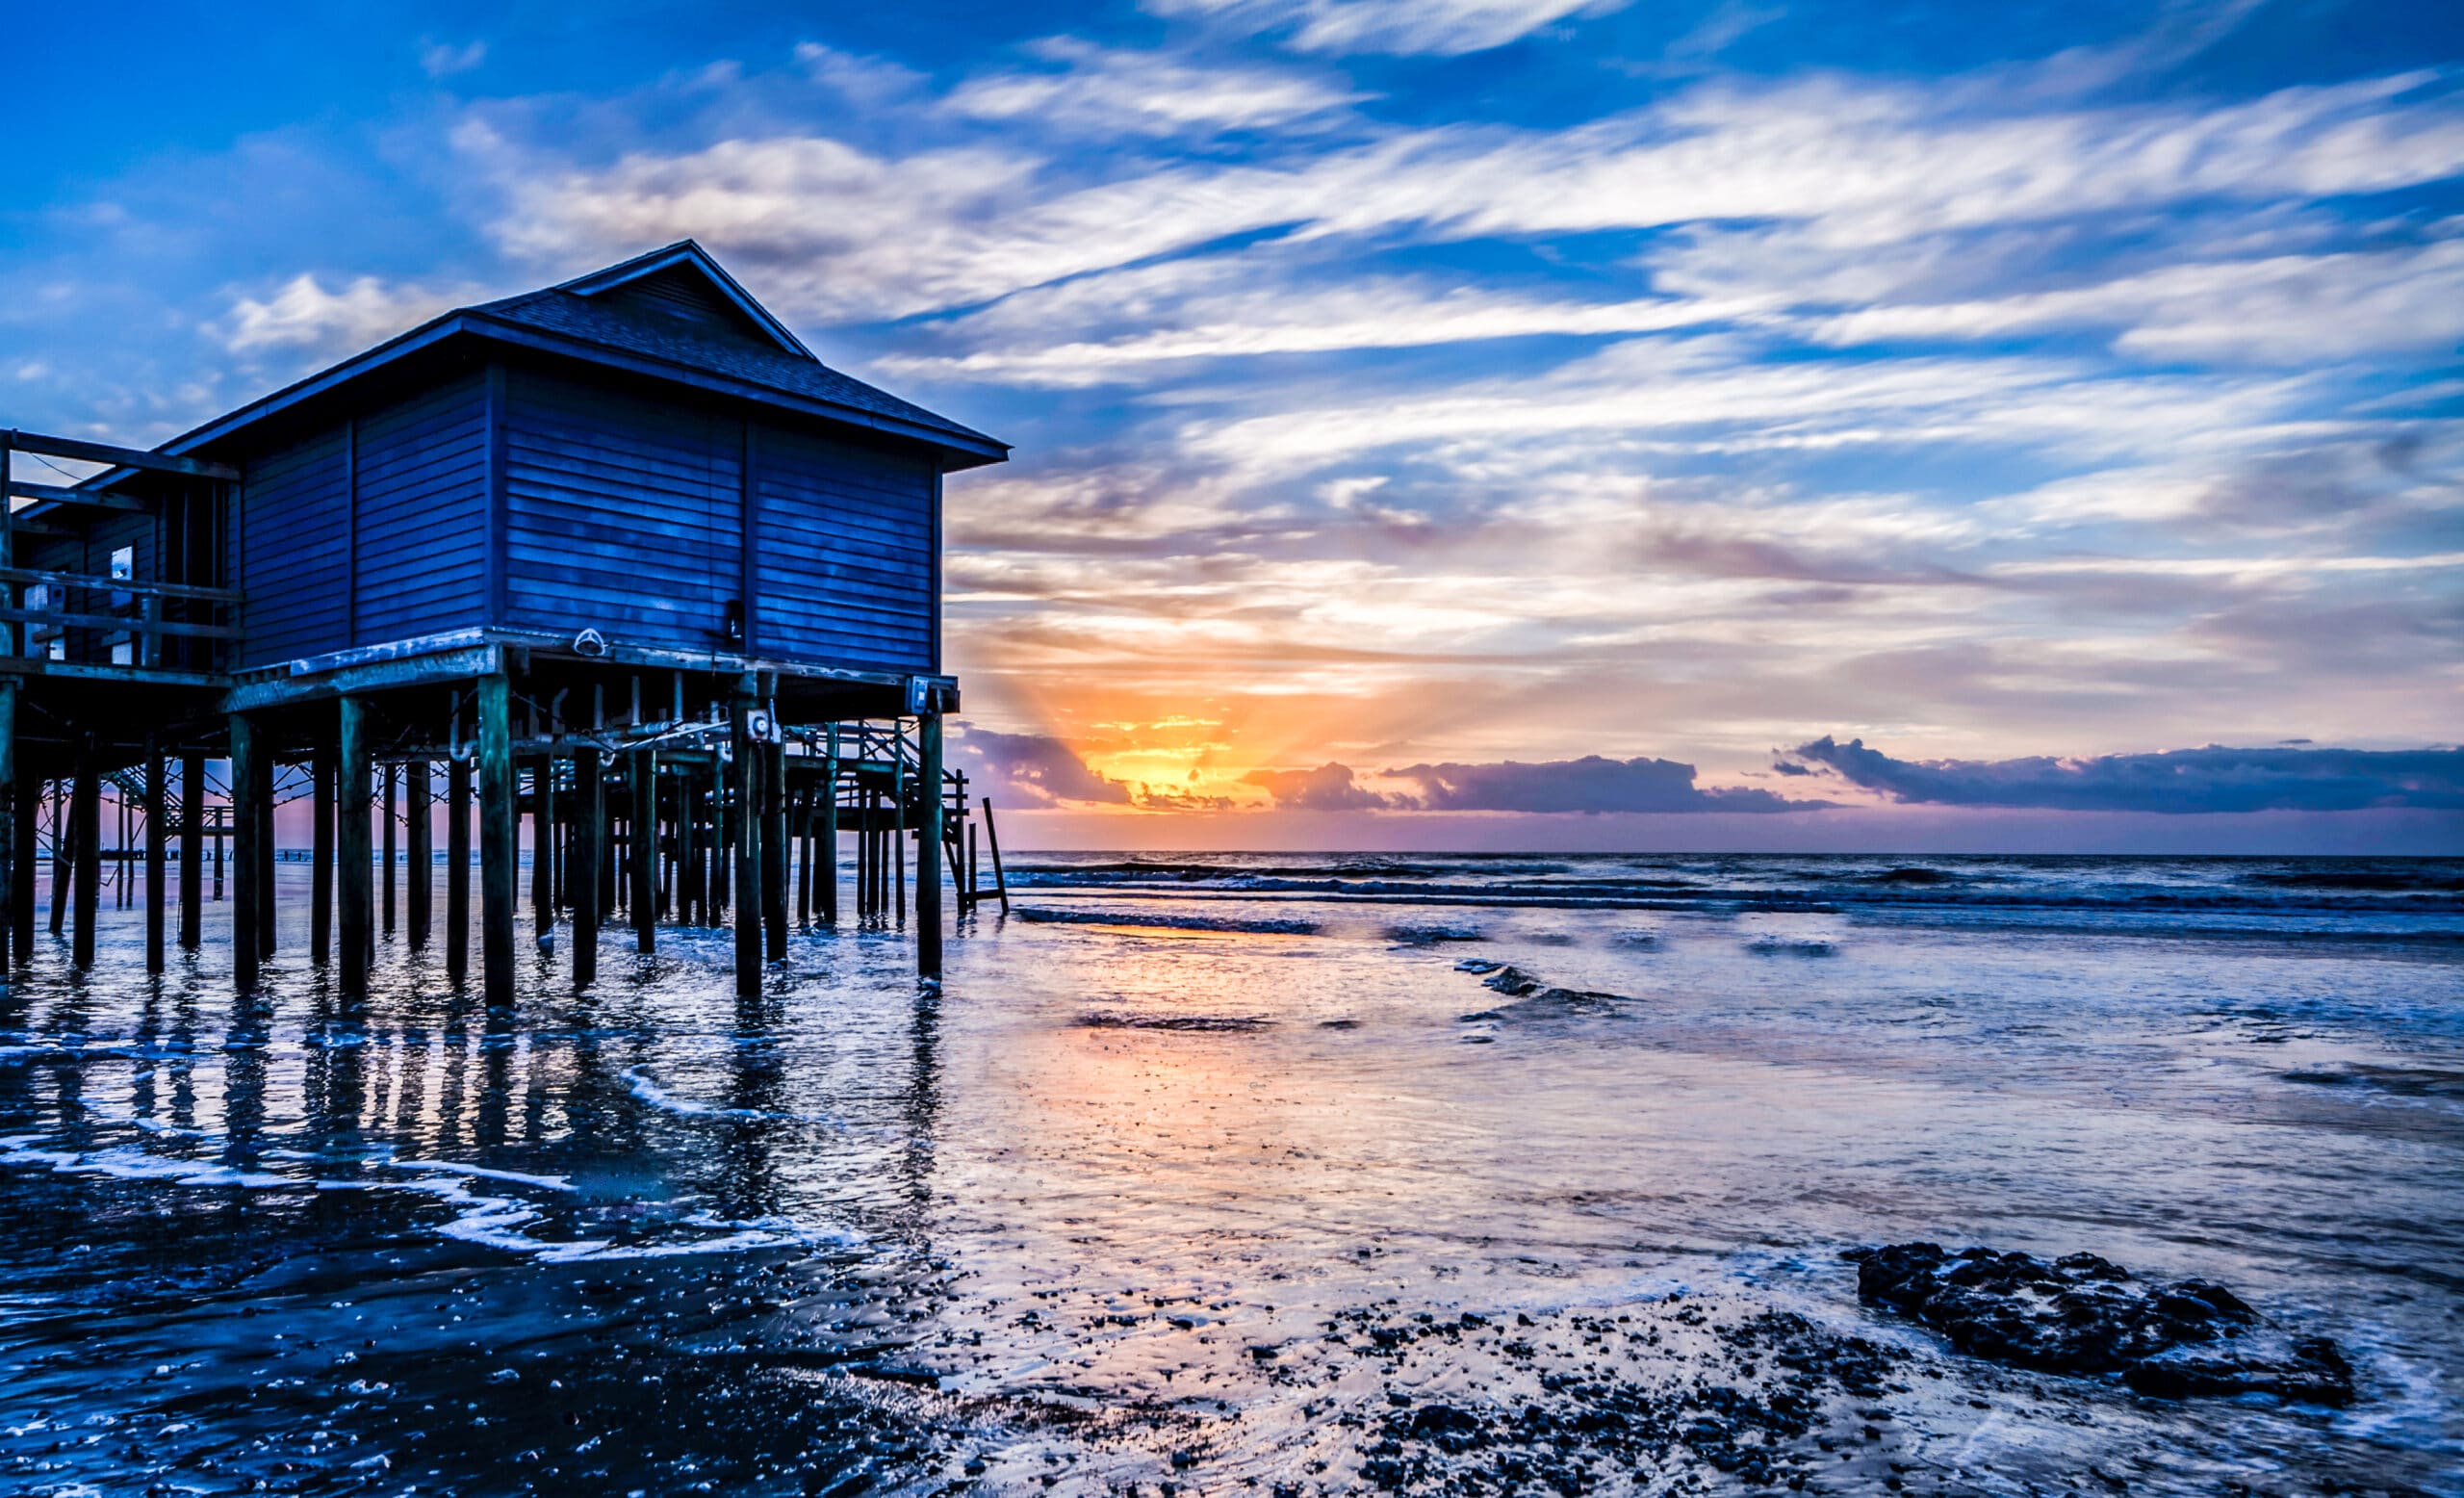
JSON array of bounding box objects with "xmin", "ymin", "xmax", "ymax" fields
[{"xmin": 1846, "ymin": 1242, "xmax": 2355, "ymax": 1406}]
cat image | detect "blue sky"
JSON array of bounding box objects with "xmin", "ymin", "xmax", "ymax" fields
[{"xmin": 6, "ymin": 0, "xmax": 2460, "ymax": 849}]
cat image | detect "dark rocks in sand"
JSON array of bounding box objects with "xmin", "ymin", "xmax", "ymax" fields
[
  {"xmin": 1456, "ymin": 963, "xmax": 1625, "ymax": 1010},
  {"xmin": 1329, "ymin": 1300, "xmax": 1909, "ymax": 1493},
  {"xmin": 1478, "ymin": 965, "xmax": 1547, "ymax": 996},
  {"xmin": 1747, "ymin": 936, "xmax": 1838, "ymax": 956},
  {"xmin": 2282, "ymin": 1064, "xmax": 2464, "ymax": 1098},
  {"xmin": 1387, "ymin": 923, "xmax": 1484, "ymax": 945},
  {"xmin": 1846, "ymin": 1242, "xmax": 2355, "ymax": 1406}
]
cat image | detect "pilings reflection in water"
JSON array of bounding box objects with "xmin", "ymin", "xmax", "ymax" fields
[{"xmin": 0, "ymin": 866, "xmax": 969, "ymax": 1494}]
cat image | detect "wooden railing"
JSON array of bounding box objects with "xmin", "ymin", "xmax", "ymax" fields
[
  {"xmin": 1, "ymin": 427, "xmax": 242, "ymax": 674},
  {"xmin": 0, "ymin": 566, "xmax": 243, "ymax": 671}
]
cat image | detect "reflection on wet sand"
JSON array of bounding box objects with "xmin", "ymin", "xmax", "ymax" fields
[{"xmin": 0, "ymin": 858, "xmax": 2455, "ymax": 1495}]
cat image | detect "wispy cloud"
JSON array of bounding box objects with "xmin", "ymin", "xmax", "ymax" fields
[
  {"xmin": 213, "ymin": 274, "xmax": 466, "ymax": 356},
  {"xmin": 1801, "ymin": 242, "xmax": 2464, "ymax": 363},
  {"xmin": 1147, "ymin": 0, "xmax": 1620, "ymax": 56},
  {"xmin": 421, "ymin": 39, "xmax": 488, "ymax": 79},
  {"xmin": 882, "ymin": 259, "xmax": 1768, "ymax": 386},
  {"xmin": 461, "ymin": 70, "xmax": 2464, "ymax": 322},
  {"xmin": 945, "ymin": 39, "xmax": 1362, "ymax": 136}
]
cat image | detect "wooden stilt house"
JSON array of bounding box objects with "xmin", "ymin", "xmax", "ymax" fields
[{"xmin": 0, "ymin": 240, "xmax": 1010, "ymax": 996}]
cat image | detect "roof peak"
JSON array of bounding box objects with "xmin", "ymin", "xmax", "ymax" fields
[{"xmin": 552, "ymin": 241, "xmax": 815, "ymax": 362}]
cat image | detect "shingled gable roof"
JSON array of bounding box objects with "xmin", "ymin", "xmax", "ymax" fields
[{"xmin": 133, "ymin": 241, "xmax": 1008, "ymax": 477}]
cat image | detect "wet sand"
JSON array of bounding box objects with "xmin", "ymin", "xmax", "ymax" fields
[{"xmin": 0, "ymin": 855, "xmax": 2457, "ymax": 1494}]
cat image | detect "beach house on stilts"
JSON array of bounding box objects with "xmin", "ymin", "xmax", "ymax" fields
[{"xmin": 0, "ymin": 240, "xmax": 1011, "ymax": 1000}]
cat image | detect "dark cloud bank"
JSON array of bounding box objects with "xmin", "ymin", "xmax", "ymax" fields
[
  {"xmin": 1384, "ymin": 758, "xmax": 1823, "ymax": 814},
  {"xmin": 957, "ymin": 725, "xmax": 2458, "ymax": 818},
  {"xmin": 1243, "ymin": 757, "xmax": 1828, "ymax": 813},
  {"xmin": 950, "ymin": 727, "xmax": 1130, "ymax": 806},
  {"xmin": 1784, "ymin": 738, "xmax": 2464, "ymax": 814}
]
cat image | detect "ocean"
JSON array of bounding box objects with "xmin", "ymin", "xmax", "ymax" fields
[{"xmin": 0, "ymin": 852, "xmax": 2456, "ymax": 1494}]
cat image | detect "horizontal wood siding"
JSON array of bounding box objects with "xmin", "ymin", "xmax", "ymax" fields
[
  {"xmin": 753, "ymin": 424, "xmax": 936, "ymax": 673},
  {"xmin": 353, "ymin": 374, "xmax": 488, "ymax": 644},
  {"xmin": 500, "ymin": 368, "xmax": 741, "ymax": 651},
  {"xmin": 235, "ymin": 426, "xmax": 350, "ymax": 667}
]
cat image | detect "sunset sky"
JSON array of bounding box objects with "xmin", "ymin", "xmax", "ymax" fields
[{"xmin": 7, "ymin": 1, "xmax": 2460, "ymax": 850}]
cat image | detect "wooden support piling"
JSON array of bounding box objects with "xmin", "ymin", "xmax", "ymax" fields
[
  {"xmin": 255, "ymin": 778, "xmax": 274, "ymax": 959},
  {"xmin": 48, "ymin": 784, "xmax": 68, "ymax": 938},
  {"xmin": 71, "ymin": 746, "xmax": 98, "ymax": 969},
  {"xmin": 11, "ymin": 768, "xmax": 32, "ymax": 961},
  {"xmin": 795, "ymin": 786, "xmax": 813, "ymax": 929},
  {"xmin": 630, "ymin": 749, "xmax": 655, "ymax": 953},
  {"xmin": 144, "ymin": 742, "xmax": 166, "ymax": 974},
  {"xmin": 382, "ymin": 762, "xmax": 398, "ymax": 938},
  {"xmin": 179, "ymin": 753, "xmax": 202, "ymax": 950},
  {"xmin": 820, "ymin": 726, "xmax": 839, "ymax": 925},
  {"xmin": 856, "ymin": 791, "xmax": 871, "ymax": 918},
  {"xmin": 573, "ymin": 749, "xmax": 602, "ymax": 990},
  {"xmin": 311, "ymin": 739, "xmax": 335, "ymax": 964},
  {"xmin": 531, "ymin": 758, "xmax": 554, "ymax": 943},
  {"xmin": 892, "ymin": 739, "xmax": 907, "ymax": 924},
  {"xmin": 0, "ymin": 678, "xmax": 13, "ymax": 978},
  {"xmin": 478, "ymin": 672, "xmax": 516, "ymax": 1006},
  {"xmin": 406, "ymin": 761, "xmax": 431, "ymax": 949},
  {"xmin": 762, "ymin": 738, "xmax": 788, "ymax": 963},
  {"xmin": 710, "ymin": 758, "xmax": 730, "ymax": 917},
  {"xmin": 657, "ymin": 768, "xmax": 674, "ymax": 920},
  {"xmin": 731, "ymin": 684, "xmax": 760, "ymax": 997},
  {"xmin": 597, "ymin": 764, "xmax": 617, "ymax": 923},
  {"xmin": 917, "ymin": 711, "xmax": 944, "ymax": 978},
  {"xmin": 982, "ymin": 797, "xmax": 1011, "ymax": 913},
  {"xmin": 230, "ymin": 714, "xmax": 261, "ymax": 988},
  {"xmin": 339, "ymin": 696, "xmax": 372, "ymax": 998},
  {"xmin": 679, "ymin": 773, "xmax": 702, "ymax": 925},
  {"xmin": 447, "ymin": 755, "xmax": 471, "ymax": 984}
]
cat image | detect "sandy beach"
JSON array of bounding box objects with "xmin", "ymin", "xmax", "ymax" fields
[{"xmin": 0, "ymin": 853, "xmax": 2453, "ymax": 1494}]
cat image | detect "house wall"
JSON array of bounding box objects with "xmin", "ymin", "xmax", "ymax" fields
[
  {"xmin": 145, "ymin": 355, "xmax": 941, "ymax": 675},
  {"xmin": 226, "ymin": 373, "xmax": 490, "ymax": 669},
  {"xmin": 230, "ymin": 424, "xmax": 349, "ymax": 667},
  {"xmin": 351, "ymin": 372, "xmax": 490, "ymax": 647},
  {"xmin": 750, "ymin": 422, "xmax": 937, "ymax": 674},
  {"xmin": 500, "ymin": 363, "xmax": 940, "ymax": 674},
  {"xmin": 499, "ymin": 365, "xmax": 744, "ymax": 653}
]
